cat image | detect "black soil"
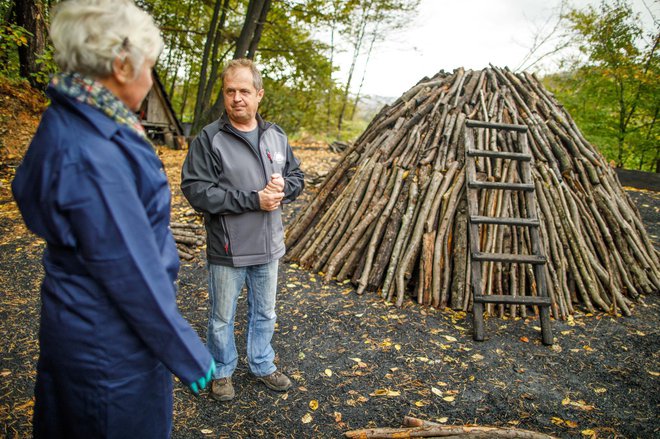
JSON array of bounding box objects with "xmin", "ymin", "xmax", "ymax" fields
[{"xmin": 1, "ymin": 153, "xmax": 659, "ymax": 439}]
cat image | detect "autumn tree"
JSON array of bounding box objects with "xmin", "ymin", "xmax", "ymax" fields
[{"xmin": 545, "ymin": 0, "xmax": 659, "ymax": 171}]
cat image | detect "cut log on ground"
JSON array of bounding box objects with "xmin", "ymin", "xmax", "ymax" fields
[
  {"xmin": 344, "ymin": 416, "xmax": 559, "ymax": 438},
  {"xmin": 285, "ymin": 66, "xmax": 660, "ymax": 319}
]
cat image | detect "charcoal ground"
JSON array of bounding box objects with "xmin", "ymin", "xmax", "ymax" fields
[{"xmin": 0, "ymin": 147, "xmax": 658, "ymax": 439}]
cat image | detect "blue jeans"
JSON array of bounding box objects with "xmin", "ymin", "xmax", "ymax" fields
[{"xmin": 207, "ymin": 261, "xmax": 279, "ymax": 378}]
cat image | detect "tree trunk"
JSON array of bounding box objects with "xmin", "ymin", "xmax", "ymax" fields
[
  {"xmin": 194, "ymin": 0, "xmax": 271, "ymax": 133},
  {"xmin": 234, "ymin": 0, "xmax": 269, "ymax": 59},
  {"xmin": 192, "ymin": 0, "xmax": 223, "ymax": 129},
  {"xmin": 337, "ymin": 2, "xmax": 372, "ymax": 132},
  {"xmin": 247, "ymin": 0, "xmax": 271, "ymax": 60},
  {"xmin": 15, "ymin": 0, "xmax": 46, "ymax": 88},
  {"xmin": 202, "ymin": 0, "xmax": 231, "ymax": 111},
  {"xmin": 350, "ymin": 22, "xmax": 378, "ymax": 121}
]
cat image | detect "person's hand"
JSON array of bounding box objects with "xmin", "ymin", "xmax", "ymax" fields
[
  {"xmin": 265, "ymin": 173, "xmax": 285, "ymax": 193},
  {"xmin": 263, "ymin": 173, "xmax": 285, "ymax": 196},
  {"xmin": 258, "ymin": 188, "xmax": 284, "ymax": 211},
  {"xmin": 190, "ymin": 360, "xmax": 216, "ymax": 395}
]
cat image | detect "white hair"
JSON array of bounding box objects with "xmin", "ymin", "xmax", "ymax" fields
[{"xmin": 50, "ymin": 0, "xmax": 163, "ymax": 78}]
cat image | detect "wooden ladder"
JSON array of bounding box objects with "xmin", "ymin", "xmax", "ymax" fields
[{"xmin": 464, "ymin": 119, "xmax": 553, "ymax": 345}]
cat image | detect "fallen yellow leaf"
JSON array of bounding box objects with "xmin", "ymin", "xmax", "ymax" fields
[
  {"xmin": 301, "ymin": 413, "xmax": 313, "ymax": 424},
  {"xmin": 370, "ymin": 388, "xmax": 401, "ymax": 397},
  {"xmin": 200, "ymin": 429, "xmax": 213, "ymax": 435},
  {"xmin": 324, "ymin": 369, "xmax": 333, "ymax": 377},
  {"xmin": 309, "ymin": 400, "xmax": 319, "ymax": 411}
]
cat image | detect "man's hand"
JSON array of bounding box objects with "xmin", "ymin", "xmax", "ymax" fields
[
  {"xmin": 259, "ymin": 174, "xmax": 285, "ymax": 211},
  {"xmin": 258, "ymin": 188, "xmax": 284, "ymax": 211},
  {"xmin": 264, "ymin": 173, "xmax": 285, "ymax": 194}
]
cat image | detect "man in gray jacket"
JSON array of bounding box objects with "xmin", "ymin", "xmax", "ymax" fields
[{"xmin": 181, "ymin": 59, "xmax": 304, "ymax": 401}]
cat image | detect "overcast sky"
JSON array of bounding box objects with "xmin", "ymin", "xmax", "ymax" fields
[{"xmin": 334, "ymin": 0, "xmax": 659, "ymax": 98}]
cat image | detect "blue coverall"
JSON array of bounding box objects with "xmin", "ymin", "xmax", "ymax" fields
[{"xmin": 12, "ymin": 86, "xmax": 212, "ymax": 438}]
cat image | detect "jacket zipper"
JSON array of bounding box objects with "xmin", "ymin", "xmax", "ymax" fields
[
  {"xmin": 223, "ymin": 124, "xmax": 273, "ymax": 259},
  {"xmin": 220, "ymin": 216, "xmax": 231, "ymax": 255}
]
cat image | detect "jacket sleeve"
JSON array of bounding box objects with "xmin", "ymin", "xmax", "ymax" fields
[
  {"xmin": 181, "ymin": 132, "xmax": 260, "ymax": 215},
  {"xmin": 56, "ymin": 156, "xmax": 212, "ymax": 386},
  {"xmin": 282, "ymin": 143, "xmax": 305, "ymax": 204}
]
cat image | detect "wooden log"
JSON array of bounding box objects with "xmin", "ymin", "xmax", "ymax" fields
[
  {"xmin": 382, "ymin": 176, "xmax": 418, "ymax": 303},
  {"xmin": 171, "ymin": 222, "xmax": 204, "ymax": 230},
  {"xmin": 286, "ymin": 150, "xmax": 360, "ymax": 250},
  {"xmin": 356, "ymin": 168, "xmax": 407, "ymax": 295},
  {"xmin": 433, "ymin": 172, "xmax": 465, "ymax": 307},
  {"xmin": 345, "ymin": 420, "xmax": 559, "ymax": 438},
  {"xmin": 171, "ymin": 229, "xmax": 200, "ymax": 238},
  {"xmin": 173, "ymin": 235, "xmax": 203, "ymax": 246}
]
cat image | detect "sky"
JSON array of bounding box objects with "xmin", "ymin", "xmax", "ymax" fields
[{"xmin": 334, "ymin": 0, "xmax": 659, "ymax": 98}]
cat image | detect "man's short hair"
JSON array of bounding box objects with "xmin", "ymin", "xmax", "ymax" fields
[{"xmin": 221, "ymin": 59, "xmax": 263, "ymax": 91}]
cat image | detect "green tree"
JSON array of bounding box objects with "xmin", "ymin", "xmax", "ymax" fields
[{"xmin": 546, "ymin": 0, "xmax": 659, "ymax": 171}]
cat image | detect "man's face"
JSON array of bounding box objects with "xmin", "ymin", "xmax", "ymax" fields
[{"xmin": 222, "ymin": 67, "xmax": 264, "ymax": 126}]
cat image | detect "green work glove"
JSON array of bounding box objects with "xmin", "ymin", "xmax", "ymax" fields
[{"xmin": 190, "ymin": 360, "xmax": 216, "ymax": 395}]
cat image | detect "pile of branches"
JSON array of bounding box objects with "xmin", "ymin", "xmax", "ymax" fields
[
  {"xmin": 285, "ymin": 66, "xmax": 660, "ymax": 319},
  {"xmin": 171, "ymin": 222, "xmax": 205, "ymax": 260}
]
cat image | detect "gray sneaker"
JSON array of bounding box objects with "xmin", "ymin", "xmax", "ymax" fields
[
  {"xmin": 210, "ymin": 377, "xmax": 234, "ymax": 401},
  {"xmin": 257, "ymin": 370, "xmax": 292, "ymax": 392}
]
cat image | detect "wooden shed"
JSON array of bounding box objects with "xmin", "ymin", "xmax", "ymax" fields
[{"xmin": 139, "ymin": 69, "xmax": 186, "ymax": 149}]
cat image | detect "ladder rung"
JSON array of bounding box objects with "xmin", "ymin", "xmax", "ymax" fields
[
  {"xmin": 472, "ymin": 252, "xmax": 546, "ymax": 264},
  {"xmin": 470, "ymin": 216, "xmax": 539, "ymax": 227},
  {"xmin": 465, "ymin": 119, "xmax": 528, "ymax": 132},
  {"xmin": 467, "ymin": 149, "xmax": 532, "ymax": 161},
  {"xmin": 474, "ymin": 294, "xmax": 552, "ymax": 306},
  {"xmin": 468, "ymin": 181, "xmax": 535, "ymax": 191}
]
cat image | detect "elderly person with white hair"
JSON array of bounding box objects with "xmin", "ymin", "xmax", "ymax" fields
[{"xmin": 11, "ymin": 0, "xmax": 214, "ymax": 437}]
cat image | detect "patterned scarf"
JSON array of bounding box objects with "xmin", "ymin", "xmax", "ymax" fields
[{"xmin": 50, "ymin": 72, "xmax": 150, "ymax": 143}]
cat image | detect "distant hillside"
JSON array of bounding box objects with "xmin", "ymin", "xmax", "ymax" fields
[{"xmin": 354, "ymin": 94, "xmax": 395, "ymax": 121}]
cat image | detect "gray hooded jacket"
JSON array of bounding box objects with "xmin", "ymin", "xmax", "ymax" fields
[{"xmin": 181, "ymin": 114, "xmax": 304, "ymax": 267}]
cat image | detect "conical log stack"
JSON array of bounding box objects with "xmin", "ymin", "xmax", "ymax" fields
[{"xmin": 285, "ymin": 66, "xmax": 660, "ymax": 319}]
